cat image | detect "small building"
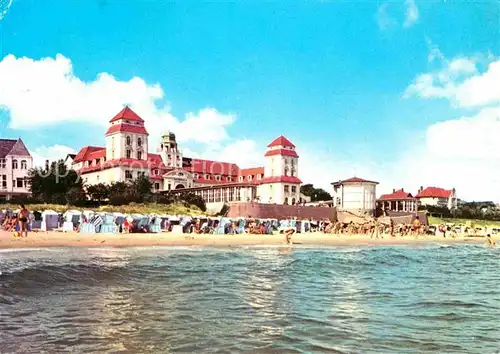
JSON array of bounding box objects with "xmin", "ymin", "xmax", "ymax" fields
[
  {"xmin": 0, "ymin": 138, "xmax": 33, "ymax": 201},
  {"xmin": 331, "ymin": 177, "xmax": 378, "ymax": 216},
  {"xmin": 416, "ymin": 186, "xmax": 458, "ymax": 209},
  {"xmin": 378, "ymin": 188, "xmax": 418, "ymax": 213},
  {"xmin": 64, "ymin": 153, "xmax": 76, "ymax": 171}
]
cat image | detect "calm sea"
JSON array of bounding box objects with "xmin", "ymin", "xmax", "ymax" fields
[{"xmin": 1, "ymin": 245, "xmax": 499, "ymax": 353}]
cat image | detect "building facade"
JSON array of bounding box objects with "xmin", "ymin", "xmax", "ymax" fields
[
  {"xmin": 331, "ymin": 177, "xmax": 378, "ymax": 216},
  {"xmin": 416, "ymin": 186, "xmax": 458, "ymax": 209},
  {"xmin": 71, "ymin": 106, "xmax": 302, "ymax": 207},
  {"xmin": 0, "ymin": 138, "xmax": 33, "ymax": 201},
  {"xmin": 378, "ymin": 188, "xmax": 418, "ymax": 213}
]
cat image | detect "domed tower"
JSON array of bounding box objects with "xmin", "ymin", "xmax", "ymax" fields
[{"xmin": 160, "ymin": 130, "xmax": 183, "ymax": 168}]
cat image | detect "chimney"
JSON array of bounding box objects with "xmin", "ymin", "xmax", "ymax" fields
[
  {"xmin": 392, "ymin": 188, "xmax": 396, "ymax": 193},
  {"xmin": 401, "ymin": 188, "xmax": 404, "ymax": 192},
  {"xmin": 419, "ymin": 186, "xmax": 423, "ymax": 193}
]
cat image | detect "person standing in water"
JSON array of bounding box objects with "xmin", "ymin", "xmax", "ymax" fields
[
  {"xmin": 485, "ymin": 234, "xmax": 496, "ymax": 247},
  {"xmin": 18, "ymin": 204, "xmax": 30, "ymax": 238}
]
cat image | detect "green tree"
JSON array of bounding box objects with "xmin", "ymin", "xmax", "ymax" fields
[
  {"xmin": 27, "ymin": 159, "xmax": 82, "ymax": 203},
  {"xmin": 300, "ymin": 183, "xmax": 332, "ymax": 202},
  {"xmin": 86, "ymin": 183, "xmax": 110, "ymax": 202}
]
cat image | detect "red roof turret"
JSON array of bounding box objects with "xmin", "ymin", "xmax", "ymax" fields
[
  {"xmin": 267, "ymin": 135, "xmax": 295, "ymax": 148},
  {"xmin": 109, "ymin": 106, "xmax": 145, "ymax": 123}
]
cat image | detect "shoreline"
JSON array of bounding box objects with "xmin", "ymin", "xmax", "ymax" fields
[{"xmin": 0, "ymin": 231, "xmax": 485, "ymax": 249}]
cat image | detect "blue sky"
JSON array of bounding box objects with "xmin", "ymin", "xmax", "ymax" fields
[{"xmin": 0, "ymin": 0, "xmax": 499, "ymax": 201}]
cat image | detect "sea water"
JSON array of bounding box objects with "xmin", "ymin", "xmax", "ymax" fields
[{"xmin": 1, "ymin": 245, "xmax": 499, "ymax": 353}]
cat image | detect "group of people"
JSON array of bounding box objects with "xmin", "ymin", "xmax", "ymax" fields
[
  {"xmin": 1, "ymin": 204, "xmax": 30, "ymax": 237},
  {"xmin": 323, "ymin": 216, "xmax": 426, "ymax": 238}
]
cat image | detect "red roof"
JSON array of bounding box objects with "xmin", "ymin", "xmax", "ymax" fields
[
  {"xmin": 186, "ymin": 159, "xmax": 240, "ymax": 176},
  {"xmin": 332, "ymin": 177, "xmax": 379, "ymax": 185},
  {"xmin": 105, "ymin": 124, "xmax": 149, "ymax": 136},
  {"xmin": 416, "ymin": 187, "xmax": 453, "ymax": 199},
  {"xmin": 73, "ymin": 146, "xmax": 105, "ymax": 163},
  {"xmin": 264, "ymin": 149, "xmax": 299, "ymax": 158},
  {"xmin": 240, "ymin": 167, "xmax": 264, "ymax": 177},
  {"xmin": 267, "ymin": 135, "xmax": 296, "ymax": 148},
  {"xmin": 379, "ymin": 189, "xmax": 415, "ymax": 201},
  {"xmin": 86, "ymin": 149, "xmax": 106, "ymax": 161},
  {"xmin": 109, "ymin": 106, "xmax": 145, "ymax": 123},
  {"xmin": 259, "ymin": 176, "xmax": 302, "ymax": 184}
]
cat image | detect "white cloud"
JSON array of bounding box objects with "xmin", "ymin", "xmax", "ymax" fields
[
  {"xmin": 31, "ymin": 144, "xmax": 76, "ymax": 168},
  {"xmin": 0, "ymin": 0, "xmax": 13, "ymax": 21},
  {"xmin": 402, "ymin": 46, "xmax": 500, "ymax": 201},
  {"xmin": 0, "ymin": 54, "xmax": 236, "ymax": 148},
  {"xmin": 403, "ymin": 0, "xmax": 419, "ymax": 28},
  {"xmin": 405, "ymin": 51, "xmax": 499, "ymax": 108},
  {"xmin": 375, "ymin": 3, "xmax": 398, "ymax": 30}
]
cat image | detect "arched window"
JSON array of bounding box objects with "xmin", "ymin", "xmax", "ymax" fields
[
  {"xmin": 292, "ymin": 198, "xmax": 296, "ymax": 205},
  {"xmin": 284, "ymin": 197, "xmax": 289, "ymax": 205},
  {"xmin": 138, "ymin": 138, "xmax": 142, "ymax": 147},
  {"xmin": 126, "ymin": 150, "xmax": 131, "ymax": 159},
  {"xmin": 284, "ymin": 167, "xmax": 289, "ymax": 176},
  {"xmin": 12, "ymin": 159, "xmax": 18, "ymax": 169},
  {"xmin": 126, "ymin": 136, "xmax": 131, "ymax": 146},
  {"xmin": 21, "ymin": 160, "xmax": 27, "ymax": 169}
]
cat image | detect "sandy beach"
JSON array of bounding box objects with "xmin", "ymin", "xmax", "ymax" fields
[{"xmin": 0, "ymin": 230, "xmax": 485, "ymax": 249}]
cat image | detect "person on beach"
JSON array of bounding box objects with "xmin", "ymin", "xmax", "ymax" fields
[
  {"xmin": 412, "ymin": 216, "xmax": 421, "ymax": 238},
  {"xmin": 18, "ymin": 204, "xmax": 30, "ymax": 238},
  {"xmin": 485, "ymin": 234, "xmax": 496, "ymax": 247},
  {"xmin": 284, "ymin": 225, "xmax": 295, "ymax": 244}
]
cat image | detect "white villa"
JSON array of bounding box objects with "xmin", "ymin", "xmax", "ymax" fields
[
  {"xmin": 0, "ymin": 138, "xmax": 33, "ymax": 201},
  {"xmin": 331, "ymin": 177, "xmax": 378, "ymax": 216},
  {"xmin": 70, "ymin": 106, "xmax": 302, "ymax": 208},
  {"xmin": 415, "ymin": 186, "xmax": 458, "ymax": 209}
]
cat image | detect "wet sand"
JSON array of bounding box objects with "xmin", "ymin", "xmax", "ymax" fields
[{"xmin": 0, "ymin": 230, "xmax": 485, "ymax": 249}]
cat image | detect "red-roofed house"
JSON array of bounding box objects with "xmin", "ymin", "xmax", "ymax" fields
[
  {"xmin": 70, "ymin": 106, "xmax": 302, "ymax": 208},
  {"xmin": 331, "ymin": 177, "xmax": 378, "ymax": 215},
  {"xmin": 0, "ymin": 138, "xmax": 33, "ymax": 200},
  {"xmin": 416, "ymin": 186, "xmax": 458, "ymax": 209},
  {"xmin": 378, "ymin": 188, "xmax": 418, "ymax": 212}
]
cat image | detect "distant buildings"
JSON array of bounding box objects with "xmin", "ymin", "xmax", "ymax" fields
[
  {"xmin": 69, "ymin": 106, "xmax": 302, "ymax": 209},
  {"xmin": 415, "ymin": 186, "xmax": 458, "ymax": 209},
  {"xmin": 0, "ymin": 138, "xmax": 33, "ymax": 201},
  {"xmin": 331, "ymin": 177, "xmax": 378, "ymax": 216},
  {"xmin": 378, "ymin": 188, "xmax": 418, "ymax": 213}
]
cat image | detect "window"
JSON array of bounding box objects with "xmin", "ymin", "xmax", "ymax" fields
[
  {"xmin": 126, "ymin": 150, "xmax": 131, "ymax": 159},
  {"xmin": 96, "ymin": 175, "xmax": 100, "ymax": 181},
  {"xmin": 284, "ymin": 197, "xmax": 289, "ymax": 205},
  {"xmin": 205, "ymin": 174, "xmax": 210, "ymax": 180},
  {"xmin": 257, "ymin": 174, "xmax": 262, "ymax": 180},
  {"xmin": 285, "ymin": 159, "xmax": 289, "ymax": 165},
  {"xmin": 16, "ymin": 178, "xmax": 23, "ymax": 188},
  {"xmin": 138, "ymin": 138, "xmax": 142, "ymax": 147},
  {"xmin": 239, "ymin": 176, "xmax": 243, "ymax": 182},
  {"xmin": 247, "ymin": 175, "xmax": 252, "ymax": 181},
  {"xmin": 291, "ymin": 186, "xmax": 297, "ymax": 193},
  {"xmin": 1, "ymin": 175, "xmax": 6, "ymax": 189},
  {"xmin": 154, "ymin": 182, "xmax": 160, "ymax": 190},
  {"xmin": 227, "ymin": 176, "xmax": 232, "ymax": 182},
  {"xmin": 0, "ymin": 159, "xmax": 5, "ymax": 169},
  {"xmin": 21, "ymin": 160, "xmax": 27, "ymax": 169},
  {"xmin": 215, "ymin": 175, "xmax": 221, "ymax": 181},
  {"xmin": 284, "ymin": 167, "xmax": 289, "ymax": 176},
  {"xmin": 126, "ymin": 136, "xmax": 131, "ymax": 146},
  {"xmin": 194, "ymin": 173, "xmax": 199, "ymax": 179},
  {"xmin": 12, "ymin": 159, "xmax": 18, "ymax": 169},
  {"xmin": 125, "ymin": 170, "xmax": 133, "ymax": 179},
  {"xmin": 168, "ymin": 184, "xmax": 171, "ymax": 190},
  {"xmin": 292, "ymin": 198, "xmax": 296, "ymax": 205},
  {"xmin": 284, "ymin": 185, "xmax": 290, "ymax": 193},
  {"xmin": 137, "ymin": 151, "xmax": 142, "ymax": 160}
]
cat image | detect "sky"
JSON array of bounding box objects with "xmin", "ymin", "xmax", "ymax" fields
[{"xmin": 0, "ymin": 0, "xmax": 499, "ymax": 201}]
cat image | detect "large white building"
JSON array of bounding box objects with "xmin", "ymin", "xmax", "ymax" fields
[
  {"xmin": 0, "ymin": 138, "xmax": 33, "ymax": 201},
  {"xmin": 415, "ymin": 186, "xmax": 458, "ymax": 209},
  {"xmin": 71, "ymin": 107, "xmax": 302, "ymax": 208},
  {"xmin": 331, "ymin": 177, "xmax": 378, "ymax": 216}
]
